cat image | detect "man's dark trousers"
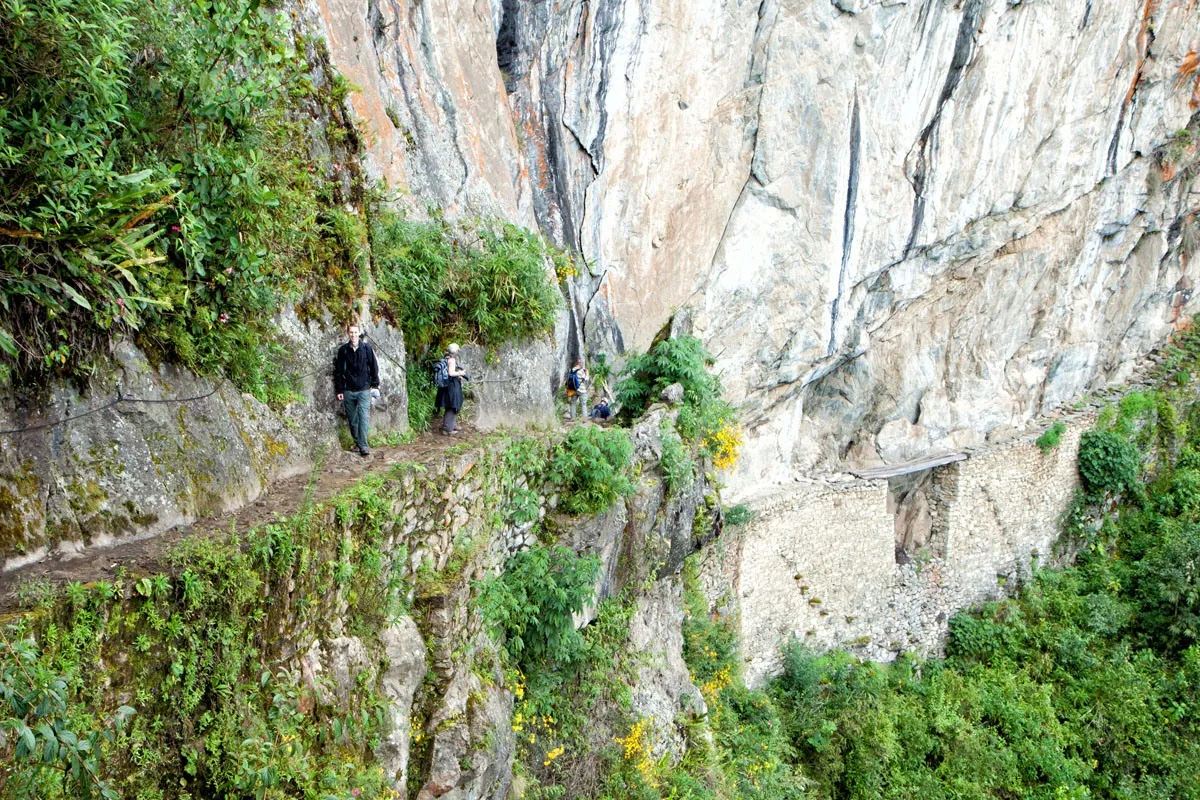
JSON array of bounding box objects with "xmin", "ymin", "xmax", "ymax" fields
[
  {"xmin": 333, "ymin": 340, "xmax": 379, "ymax": 453},
  {"xmin": 343, "ymin": 390, "xmax": 371, "ymax": 451}
]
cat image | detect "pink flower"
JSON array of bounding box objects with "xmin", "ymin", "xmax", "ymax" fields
[
  {"xmin": 218, "ymin": 313, "xmax": 230, "ymax": 323},
  {"xmin": 170, "ymin": 225, "xmax": 180, "ymax": 232},
  {"xmin": 225, "ymin": 267, "xmax": 233, "ymax": 275},
  {"xmin": 352, "ymin": 791, "xmax": 361, "ymax": 798}
]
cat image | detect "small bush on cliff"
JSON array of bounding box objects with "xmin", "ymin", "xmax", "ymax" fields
[
  {"xmin": 372, "ymin": 212, "xmax": 561, "ymax": 355},
  {"xmin": 658, "ymin": 420, "xmax": 695, "ymax": 496},
  {"xmin": 616, "ymin": 336, "xmax": 720, "ymax": 419},
  {"xmin": 1078, "ymin": 429, "xmax": 1140, "ymax": 495},
  {"xmin": 478, "ymin": 544, "xmax": 600, "ymax": 670},
  {"xmin": 724, "ymin": 504, "xmax": 756, "ymax": 526},
  {"xmin": 548, "ymin": 426, "xmax": 635, "ymax": 515},
  {"xmin": 615, "ymin": 335, "xmax": 742, "ymax": 470},
  {"xmin": 1035, "ymin": 420, "xmax": 1066, "ymax": 453}
]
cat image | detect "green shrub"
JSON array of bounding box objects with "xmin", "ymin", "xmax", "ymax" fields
[
  {"xmin": 1156, "ymin": 468, "xmax": 1200, "ymax": 518},
  {"xmin": 615, "ymin": 336, "xmax": 721, "ymax": 421},
  {"xmin": 477, "ymin": 544, "xmax": 600, "ymax": 670},
  {"xmin": 1131, "ymin": 521, "xmax": 1200, "ymax": 652},
  {"xmin": 724, "ymin": 504, "xmax": 756, "ymax": 526},
  {"xmin": 548, "ymin": 426, "xmax": 635, "ymax": 515},
  {"xmin": 1036, "ymin": 420, "xmax": 1067, "ymax": 452},
  {"xmin": 372, "ymin": 213, "xmax": 561, "ymax": 360},
  {"xmin": 615, "ymin": 335, "xmax": 743, "ymax": 469},
  {"xmin": 678, "ymin": 557, "xmax": 803, "ymax": 799},
  {"xmin": 0, "ymin": 0, "xmax": 360, "ymax": 398},
  {"xmin": 0, "ymin": 630, "xmax": 134, "ymax": 799},
  {"xmin": 1078, "ymin": 428, "xmax": 1139, "ymax": 495}
]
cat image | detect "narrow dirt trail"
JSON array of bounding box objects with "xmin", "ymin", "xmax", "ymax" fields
[{"xmin": 0, "ymin": 428, "xmax": 486, "ymax": 610}]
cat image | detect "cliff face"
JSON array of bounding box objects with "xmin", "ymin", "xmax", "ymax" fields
[{"xmin": 307, "ymin": 0, "xmax": 1200, "ymax": 493}]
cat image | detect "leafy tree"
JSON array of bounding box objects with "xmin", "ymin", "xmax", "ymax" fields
[{"xmin": 0, "ymin": 627, "xmax": 134, "ymax": 798}]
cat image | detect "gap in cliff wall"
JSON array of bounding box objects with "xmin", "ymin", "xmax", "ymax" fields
[{"xmin": 700, "ymin": 412, "xmax": 1093, "ymax": 687}]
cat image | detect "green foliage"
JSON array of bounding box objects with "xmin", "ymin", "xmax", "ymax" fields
[
  {"xmin": 676, "ymin": 556, "xmax": 805, "ymax": 799},
  {"xmin": 5, "ymin": 472, "xmax": 411, "ymax": 799},
  {"xmin": 658, "ymin": 420, "xmax": 695, "ymax": 496},
  {"xmin": 477, "ymin": 544, "xmax": 600, "ymax": 671},
  {"xmin": 372, "ymin": 212, "xmax": 561, "ymax": 361},
  {"xmin": 548, "ymin": 426, "xmax": 636, "ymax": 515},
  {"xmin": 1156, "ymin": 467, "xmax": 1200, "ymax": 518},
  {"xmin": 615, "ymin": 336, "xmax": 721, "ymax": 422},
  {"xmin": 509, "ymin": 593, "xmax": 641, "ymax": 800},
  {"xmin": 614, "ymin": 335, "xmax": 741, "ymax": 469},
  {"xmin": 405, "ymin": 354, "xmax": 439, "ymax": 432},
  {"xmin": 1078, "ymin": 428, "xmax": 1140, "ymax": 495},
  {"xmin": 0, "ymin": 0, "xmax": 364, "ymax": 398},
  {"xmin": 0, "ymin": 628, "xmax": 134, "ymax": 798},
  {"xmin": 757, "ymin": 385, "xmax": 1200, "ymax": 800},
  {"xmin": 589, "ymin": 353, "xmax": 613, "ymax": 398},
  {"xmin": 724, "ymin": 504, "xmax": 756, "ymax": 527},
  {"xmin": 1035, "ymin": 420, "xmax": 1066, "ymax": 453}
]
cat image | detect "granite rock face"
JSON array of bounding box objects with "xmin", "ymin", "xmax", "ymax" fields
[{"xmin": 300, "ymin": 0, "xmax": 1199, "ymax": 496}]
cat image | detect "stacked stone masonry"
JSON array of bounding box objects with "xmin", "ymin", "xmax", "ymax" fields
[{"xmin": 702, "ymin": 417, "xmax": 1090, "ymax": 687}]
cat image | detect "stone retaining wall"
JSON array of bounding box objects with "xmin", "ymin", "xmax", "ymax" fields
[{"xmin": 700, "ymin": 416, "xmax": 1090, "ymax": 686}]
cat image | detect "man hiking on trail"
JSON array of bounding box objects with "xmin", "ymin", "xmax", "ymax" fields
[
  {"xmin": 435, "ymin": 343, "xmax": 469, "ymax": 435},
  {"xmin": 334, "ymin": 322, "xmax": 380, "ymax": 456},
  {"xmin": 564, "ymin": 360, "xmax": 589, "ymax": 420}
]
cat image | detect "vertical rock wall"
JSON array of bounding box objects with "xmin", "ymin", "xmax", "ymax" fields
[{"xmin": 302, "ymin": 0, "xmax": 1198, "ymax": 495}]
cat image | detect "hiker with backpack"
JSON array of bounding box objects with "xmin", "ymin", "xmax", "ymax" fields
[
  {"xmin": 434, "ymin": 343, "xmax": 469, "ymax": 435},
  {"xmin": 564, "ymin": 360, "xmax": 589, "ymax": 420},
  {"xmin": 333, "ymin": 322, "xmax": 381, "ymax": 457}
]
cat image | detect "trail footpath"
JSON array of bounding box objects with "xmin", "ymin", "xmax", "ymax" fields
[{"xmin": 0, "ymin": 428, "xmax": 485, "ymax": 611}]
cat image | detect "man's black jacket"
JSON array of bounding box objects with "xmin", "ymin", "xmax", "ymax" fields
[{"xmin": 333, "ymin": 342, "xmax": 380, "ymax": 393}]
